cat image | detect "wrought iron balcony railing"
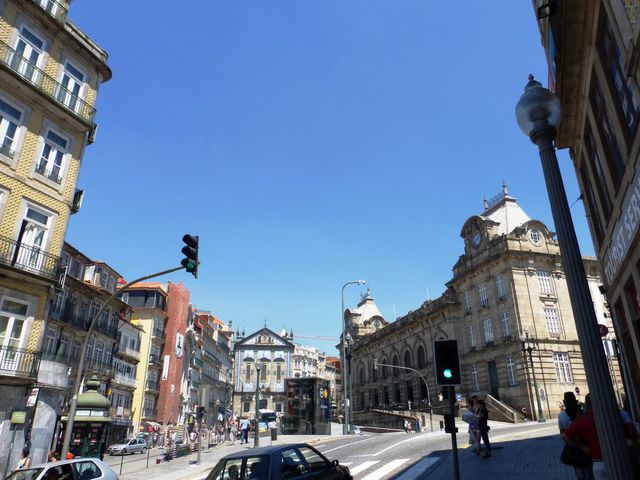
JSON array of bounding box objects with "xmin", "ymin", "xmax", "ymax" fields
[
  {"xmin": 149, "ymin": 353, "xmax": 163, "ymax": 365},
  {"xmin": 35, "ymin": 162, "xmax": 63, "ymax": 184},
  {"xmin": 0, "ymin": 40, "xmax": 96, "ymax": 124},
  {"xmin": 0, "ymin": 345, "xmax": 41, "ymax": 379},
  {"xmin": 152, "ymin": 327, "xmax": 166, "ymax": 340},
  {"xmin": 0, "ymin": 235, "xmax": 60, "ymax": 280},
  {"xmin": 146, "ymin": 380, "xmax": 160, "ymax": 391},
  {"xmin": 32, "ymin": 0, "xmax": 68, "ymax": 23}
]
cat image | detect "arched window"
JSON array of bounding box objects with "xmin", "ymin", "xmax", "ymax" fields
[
  {"xmin": 359, "ymin": 366, "xmax": 365, "ymax": 386},
  {"xmin": 404, "ymin": 351, "xmax": 412, "ymax": 368},
  {"xmin": 372, "ymin": 362, "xmax": 377, "ymax": 382},
  {"xmin": 418, "ymin": 345, "xmax": 427, "ymax": 369},
  {"xmin": 393, "ymin": 355, "xmax": 399, "ymax": 376},
  {"xmin": 381, "ymin": 358, "xmax": 388, "ymax": 379}
]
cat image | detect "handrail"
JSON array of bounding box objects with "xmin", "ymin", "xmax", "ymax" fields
[{"xmin": 31, "ymin": 0, "xmax": 68, "ymax": 23}]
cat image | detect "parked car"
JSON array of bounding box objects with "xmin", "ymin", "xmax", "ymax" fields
[
  {"xmin": 107, "ymin": 437, "xmax": 147, "ymax": 455},
  {"xmin": 5, "ymin": 458, "xmax": 117, "ymax": 480},
  {"xmin": 206, "ymin": 443, "xmax": 351, "ymax": 479}
]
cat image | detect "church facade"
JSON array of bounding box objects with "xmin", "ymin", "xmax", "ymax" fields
[{"xmin": 232, "ymin": 327, "xmax": 295, "ymax": 416}]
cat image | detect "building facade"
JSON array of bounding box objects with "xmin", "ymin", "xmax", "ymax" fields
[
  {"xmin": 0, "ymin": 0, "xmax": 110, "ymax": 472},
  {"xmin": 347, "ymin": 190, "xmax": 620, "ymax": 422},
  {"xmin": 533, "ymin": 0, "xmax": 640, "ymax": 420},
  {"xmin": 292, "ymin": 344, "xmax": 322, "ymax": 378},
  {"xmin": 232, "ymin": 327, "xmax": 294, "ymax": 416}
]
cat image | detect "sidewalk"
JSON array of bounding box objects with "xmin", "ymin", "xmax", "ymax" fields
[
  {"xmin": 419, "ymin": 423, "xmax": 574, "ymax": 480},
  {"xmin": 118, "ymin": 431, "xmax": 345, "ymax": 480}
]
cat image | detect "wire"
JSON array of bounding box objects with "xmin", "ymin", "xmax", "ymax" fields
[{"xmin": 569, "ymin": 194, "xmax": 583, "ymax": 209}]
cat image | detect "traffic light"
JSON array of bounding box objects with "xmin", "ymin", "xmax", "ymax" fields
[
  {"xmin": 434, "ymin": 340, "xmax": 461, "ymax": 386},
  {"xmin": 196, "ymin": 406, "xmax": 205, "ymax": 422},
  {"xmin": 181, "ymin": 234, "xmax": 199, "ymax": 278}
]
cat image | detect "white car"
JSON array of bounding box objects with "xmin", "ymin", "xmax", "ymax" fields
[
  {"xmin": 107, "ymin": 437, "xmax": 147, "ymax": 455},
  {"xmin": 5, "ymin": 458, "xmax": 117, "ymax": 480}
]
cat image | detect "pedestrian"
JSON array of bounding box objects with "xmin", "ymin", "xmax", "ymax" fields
[
  {"xmin": 414, "ymin": 417, "xmax": 421, "ymax": 433},
  {"xmin": 240, "ymin": 417, "xmax": 250, "ymax": 444},
  {"xmin": 230, "ymin": 420, "xmax": 238, "ymax": 445},
  {"xmin": 562, "ymin": 394, "xmax": 604, "ymax": 479},
  {"xmin": 558, "ymin": 391, "xmax": 578, "ymax": 434},
  {"xmin": 47, "ymin": 451, "xmax": 57, "ymax": 463},
  {"xmin": 476, "ymin": 400, "xmax": 492, "ymax": 458},
  {"xmin": 403, "ymin": 418, "xmax": 409, "ymax": 433},
  {"xmin": 462, "ymin": 400, "xmax": 478, "ymax": 449},
  {"xmin": 16, "ymin": 447, "xmax": 31, "ymax": 470}
]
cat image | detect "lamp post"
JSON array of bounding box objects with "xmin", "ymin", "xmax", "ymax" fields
[
  {"xmin": 516, "ymin": 75, "xmax": 634, "ymax": 477},
  {"xmin": 374, "ymin": 359, "xmax": 433, "ymax": 432},
  {"xmin": 521, "ymin": 333, "xmax": 545, "ymax": 422},
  {"xmin": 341, "ymin": 280, "xmax": 366, "ymax": 435},
  {"xmin": 254, "ymin": 366, "xmax": 261, "ymax": 448}
]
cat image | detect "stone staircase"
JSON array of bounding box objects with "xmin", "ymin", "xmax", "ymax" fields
[{"xmin": 484, "ymin": 394, "xmax": 521, "ymax": 423}]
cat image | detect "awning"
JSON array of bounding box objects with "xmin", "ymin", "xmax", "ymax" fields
[{"xmin": 144, "ymin": 421, "xmax": 161, "ymax": 427}]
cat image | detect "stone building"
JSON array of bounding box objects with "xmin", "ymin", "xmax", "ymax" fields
[
  {"xmin": 292, "ymin": 344, "xmax": 322, "ymax": 378},
  {"xmin": 532, "ymin": 0, "xmax": 640, "ymax": 420},
  {"xmin": 0, "ymin": 0, "xmax": 111, "ymax": 472},
  {"xmin": 347, "ymin": 188, "xmax": 620, "ymax": 422},
  {"xmin": 232, "ymin": 327, "xmax": 294, "ymax": 416}
]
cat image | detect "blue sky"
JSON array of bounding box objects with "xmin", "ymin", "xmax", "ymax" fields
[{"xmin": 67, "ymin": 1, "xmax": 592, "ymax": 354}]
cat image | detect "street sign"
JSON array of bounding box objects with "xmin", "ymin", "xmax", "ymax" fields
[
  {"xmin": 598, "ymin": 324, "xmax": 609, "ymax": 337},
  {"xmin": 11, "ymin": 411, "xmax": 26, "ymax": 424},
  {"xmin": 575, "ymin": 387, "xmax": 580, "ymax": 395},
  {"xmin": 456, "ymin": 393, "xmax": 462, "ymax": 401}
]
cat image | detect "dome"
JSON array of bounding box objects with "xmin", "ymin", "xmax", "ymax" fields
[{"xmin": 77, "ymin": 373, "xmax": 110, "ymax": 410}]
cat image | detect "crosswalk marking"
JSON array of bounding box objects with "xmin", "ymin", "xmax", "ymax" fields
[
  {"xmin": 393, "ymin": 457, "xmax": 438, "ymax": 480},
  {"xmin": 350, "ymin": 460, "xmax": 380, "ymax": 475},
  {"xmin": 359, "ymin": 459, "xmax": 408, "ymax": 480}
]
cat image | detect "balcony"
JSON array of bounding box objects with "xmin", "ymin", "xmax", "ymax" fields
[
  {"xmin": 109, "ymin": 406, "xmax": 132, "ymax": 418},
  {"xmin": 116, "ymin": 345, "xmax": 141, "ymax": 362},
  {"xmin": 192, "ymin": 357, "xmax": 203, "ymax": 369},
  {"xmin": 149, "ymin": 353, "xmax": 163, "ymax": 366},
  {"xmin": 96, "ymin": 322, "xmax": 118, "ymax": 340},
  {"xmin": 84, "ymin": 358, "xmax": 114, "ymax": 377},
  {"xmin": 31, "ymin": 0, "xmax": 68, "ymax": 23},
  {"xmin": 0, "ymin": 40, "xmax": 96, "ymax": 125},
  {"xmin": 56, "ymin": 302, "xmax": 89, "ymax": 330},
  {"xmin": 146, "ymin": 379, "xmax": 160, "ymax": 392},
  {"xmin": 0, "ymin": 346, "xmax": 40, "ymax": 381},
  {"xmin": 113, "ymin": 373, "xmax": 137, "ymax": 389},
  {"xmin": 35, "ymin": 162, "xmax": 63, "ymax": 185},
  {"xmin": 0, "ymin": 235, "xmax": 60, "ymax": 281},
  {"xmin": 152, "ymin": 327, "xmax": 166, "ymax": 341},
  {"xmin": 142, "ymin": 408, "xmax": 157, "ymax": 420},
  {"xmin": 191, "ymin": 379, "xmax": 201, "ymax": 389}
]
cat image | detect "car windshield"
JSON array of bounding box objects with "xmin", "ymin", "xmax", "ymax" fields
[{"xmin": 5, "ymin": 468, "xmax": 44, "ymax": 480}]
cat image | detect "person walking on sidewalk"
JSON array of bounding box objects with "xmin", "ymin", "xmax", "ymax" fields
[
  {"xmin": 240, "ymin": 418, "xmax": 250, "ymax": 444},
  {"xmin": 230, "ymin": 420, "xmax": 238, "ymax": 445},
  {"xmin": 558, "ymin": 391, "xmax": 578, "ymax": 434},
  {"xmin": 562, "ymin": 394, "xmax": 604, "ymax": 480},
  {"xmin": 476, "ymin": 400, "xmax": 492, "ymax": 458}
]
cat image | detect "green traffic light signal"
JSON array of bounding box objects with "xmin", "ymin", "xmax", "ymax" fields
[{"xmin": 443, "ymin": 369, "xmax": 453, "ymax": 379}]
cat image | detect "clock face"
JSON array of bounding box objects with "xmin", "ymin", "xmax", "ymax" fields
[{"xmin": 472, "ymin": 232, "xmax": 482, "ymax": 247}]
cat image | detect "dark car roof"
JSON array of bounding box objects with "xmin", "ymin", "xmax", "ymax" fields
[{"xmin": 221, "ymin": 443, "xmax": 312, "ymax": 459}]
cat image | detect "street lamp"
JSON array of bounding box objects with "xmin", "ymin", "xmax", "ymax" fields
[
  {"xmin": 520, "ymin": 333, "xmax": 545, "ymax": 422},
  {"xmin": 374, "ymin": 359, "xmax": 433, "ymax": 432},
  {"xmin": 341, "ymin": 279, "xmax": 366, "ymax": 435},
  {"xmin": 516, "ymin": 75, "xmax": 634, "ymax": 477}
]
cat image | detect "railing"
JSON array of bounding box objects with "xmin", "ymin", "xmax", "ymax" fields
[
  {"xmin": 191, "ymin": 379, "xmax": 200, "ymax": 389},
  {"xmin": 193, "ymin": 357, "xmax": 203, "ymax": 368},
  {"xmin": 0, "ymin": 235, "xmax": 60, "ymax": 280},
  {"xmin": 35, "ymin": 162, "xmax": 63, "ymax": 184},
  {"xmin": 114, "ymin": 373, "xmax": 136, "ymax": 388},
  {"xmin": 0, "ymin": 346, "xmax": 41, "ymax": 379},
  {"xmin": 31, "ymin": 0, "xmax": 68, "ymax": 23},
  {"xmin": 146, "ymin": 379, "xmax": 160, "ymax": 391},
  {"xmin": 142, "ymin": 408, "xmax": 157, "ymax": 419},
  {"xmin": 0, "ymin": 141, "xmax": 15, "ymax": 159},
  {"xmin": 118, "ymin": 346, "xmax": 141, "ymax": 361},
  {"xmin": 152, "ymin": 327, "xmax": 166, "ymax": 340},
  {"xmin": 149, "ymin": 353, "xmax": 162, "ymax": 365},
  {"xmin": 0, "ymin": 40, "xmax": 95, "ymax": 124},
  {"xmin": 57, "ymin": 304, "xmax": 90, "ymax": 330},
  {"xmin": 84, "ymin": 358, "xmax": 114, "ymax": 377},
  {"xmin": 97, "ymin": 322, "xmax": 118, "ymax": 339},
  {"xmin": 109, "ymin": 406, "xmax": 132, "ymax": 418}
]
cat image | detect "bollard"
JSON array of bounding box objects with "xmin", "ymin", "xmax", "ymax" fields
[{"xmin": 119, "ymin": 452, "xmax": 124, "ymax": 476}]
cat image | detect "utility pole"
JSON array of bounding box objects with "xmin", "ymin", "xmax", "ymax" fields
[{"xmin": 254, "ymin": 366, "xmax": 261, "ymax": 448}]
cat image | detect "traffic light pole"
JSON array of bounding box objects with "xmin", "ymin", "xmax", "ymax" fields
[
  {"xmin": 60, "ymin": 265, "xmax": 185, "ymax": 459},
  {"xmin": 447, "ymin": 386, "xmax": 460, "ymax": 480}
]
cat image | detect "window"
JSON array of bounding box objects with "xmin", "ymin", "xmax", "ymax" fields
[
  {"xmin": 537, "ymin": 271, "xmax": 555, "ymax": 295},
  {"xmin": 298, "ymin": 446, "xmax": 328, "ymax": 472},
  {"xmin": 598, "ymin": 11, "xmax": 639, "ymax": 136},
  {"xmin": 281, "ymin": 448, "xmax": 308, "ymax": 478},
  {"xmin": 359, "ymin": 367, "xmax": 365, "ymax": 386},
  {"xmin": 501, "ymin": 312, "xmax": 510, "ymax": 337},
  {"xmin": 417, "ymin": 345, "xmax": 426, "ymax": 369},
  {"xmin": 392, "ymin": 355, "xmax": 399, "ymax": 376},
  {"xmin": 471, "ymin": 365, "xmax": 479, "ymax": 391},
  {"xmin": 0, "ymin": 297, "xmax": 29, "ymax": 351},
  {"xmin": 245, "ymin": 363, "xmax": 251, "ymax": 382},
  {"xmin": 43, "ymin": 327, "xmax": 57, "ymax": 355},
  {"xmin": 495, "ymin": 275, "xmax": 506, "ymax": 298},
  {"xmin": 71, "ymin": 340, "xmax": 81, "ymax": 360},
  {"xmin": 580, "ymin": 162, "xmax": 605, "ymax": 245},
  {"xmin": 404, "ymin": 351, "xmax": 412, "ymax": 368},
  {"xmin": 529, "ymin": 230, "xmax": 542, "ymax": 245},
  {"xmin": 276, "ymin": 363, "xmax": 282, "ymax": 383},
  {"xmin": 464, "ymin": 290, "xmax": 472, "ymax": 312},
  {"xmin": 478, "ymin": 282, "xmax": 489, "ymax": 306},
  {"xmin": 36, "ymin": 129, "xmax": 68, "ymax": 184},
  {"xmin": 584, "ymin": 122, "xmax": 613, "ymax": 219},
  {"xmin": 553, "ymin": 352, "xmax": 573, "ymax": 383},
  {"xmin": 483, "ymin": 318, "xmax": 493, "ymax": 343},
  {"xmin": 544, "ymin": 307, "xmax": 561, "ymax": 335},
  {"xmin": 18, "ymin": 205, "xmax": 52, "ymax": 269},
  {"xmin": 0, "ymin": 97, "xmax": 23, "ymax": 159},
  {"xmin": 371, "ymin": 362, "xmax": 377, "ymax": 382},
  {"xmin": 11, "ymin": 26, "xmax": 45, "ymax": 82},
  {"xmin": 590, "ymin": 75, "xmax": 627, "ymax": 190},
  {"xmin": 57, "ymin": 61, "xmax": 86, "ymax": 114},
  {"xmin": 468, "ymin": 324, "xmax": 476, "ymax": 347},
  {"xmin": 260, "ymin": 363, "xmax": 267, "ymax": 382},
  {"xmin": 506, "ymin": 356, "xmax": 516, "ymax": 386}
]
